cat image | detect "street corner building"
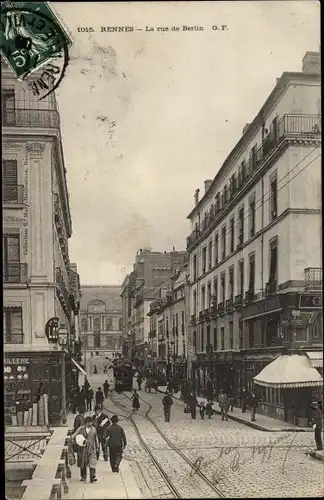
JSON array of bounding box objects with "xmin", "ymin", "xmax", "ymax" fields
[
  {"xmin": 186, "ymin": 51, "xmax": 322, "ymax": 426},
  {"xmin": 79, "ymin": 285, "xmax": 123, "ymax": 371},
  {"xmin": 2, "ymin": 58, "xmax": 83, "ymax": 427}
]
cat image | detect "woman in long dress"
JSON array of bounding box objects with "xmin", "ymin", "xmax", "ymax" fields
[{"xmin": 71, "ymin": 416, "xmax": 100, "ymax": 483}]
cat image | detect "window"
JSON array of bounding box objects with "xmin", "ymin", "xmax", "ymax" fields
[
  {"xmin": 94, "ymin": 332, "xmax": 100, "ymax": 348},
  {"xmin": 4, "ymin": 307, "xmax": 23, "ymax": 343},
  {"xmin": 206, "ymin": 325, "xmax": 211, "ymax": 347},
  {"xmin": 249, "ymin": 197, "xmax": 256, "ymax": 237},
  {"xmin": 193, "ymin": 331, "xmax": 197, "ymax": 351},
  {"xmin": 221, "ymin": 225, "xmax": 226, "ymax": 259},
  {"xmin": 229, "ymin": 267, "xmax": 234, "ymax": 299},
  {"xmin": 221, "ymin": 327, "xmax": 225, "ymax": 350},
  {"xmin": 249, "ymin": 322, "xmax": 254, "ymax": 348},
  {"xmin": 269, "ymin": 239, "xmax": 278, "ymax": 283},
  {"xmin": 175, "ymin": 313, "xmax": 179, "ymax": 335},
  {"xmin": 202, "ymin": 247, "xmax": 207, "ymax": 274},
  {"xmin": 230, "ymin": 217, "xmax": 235, "ymax": 252},
  {"xmin": 250, "ymin": 144, "xmax": 257, "ymax": 170},
  {"xmin": 238, "ymin": 260, "xmax": 244, "ymax": 296},
  {"xmin": 230, "ymin": 173, "xmax": 237, "ymax": 198},
  {"xmin": 3, "ymin": 233, "xmax": 20, "ymax": 282},
  {"xmin": 238, "ymin": 207, "xmax": 244, "ymax": 245},
  {"xmin": 208, "ymin": 240, "xmax": 212, "ymax": 270},
  {"xmin": 213, "ymin": 327, "xmax": 217, "ymax": 349},
  {"xmin": 3, "ymin": 159, "xmax": 20, "ymax": 203},
  {"xmin": 2, "ymin": 89, "xmax": 15, "ymax": 125},
  {"xmin": 207, "ymin": 282, "xmax": 211, "ymax": 310},
  {"xmin": 81, "ymin": 318, "xmax": 87, "ymax": 332},
  {"xmin": 248, "ymin": 254, "xmax": 255, "ymax": 294},
  {"xmin": 239, "ymin": 322, "xmax": 243, "ymax": 349},
  {"xmin": 201, "ymin": 327, "xmax": 204, "ymax": 351},
  {"xmin": 193, "ymin": 290, "xmax": 197, "ymax": 315},
  {"xmin": 241, "ymin": 160, "xmax": 246, "ymax": 182},
  {"xmin": 270, "ymin": 174, "xmax": 278, "ymax": 221},
  {"xmin": 201, "ymin": 286, "xmax": 206, "ymax": 310},
  {"xmin": 215, "ymin": 233, "xmax": 219, "ymax": 265},
  {"xmin": 94, "ymin": 317, "xmax": 100, "ymax": 332},
  {"xmin": 193, "ymin": 254, "xmax": 197, "ymax": 280},
  {"xmin": 221, "ymin": 272, "xmax": 226, "ymax": 303},
  {"xmin": 213, "ymin": 277, "xmax": 218, "ymax": 306},
  {"xmin": 181, "ymin": 311, "xmax": 185, "ymax": 335},
  {"xmin": 229, "ymin": 321, "xmax": 233, "ymax": 350},
  {"xmin": 215, "ymin": 193, "xmax": 220, "ymax": 212}
]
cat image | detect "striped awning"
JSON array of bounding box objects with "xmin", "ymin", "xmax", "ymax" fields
[
  {"xmin": 306, "ymin": 351, "xmax": 323, "ymax": 368},
  {"xmin": 253, "ymin": 354, "xmax": 323, "ymax": 389}
]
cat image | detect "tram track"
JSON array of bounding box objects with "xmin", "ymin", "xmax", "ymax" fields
[{"xmin": 110, "ymin": 391, "xmax": 226, "ymax": 498}]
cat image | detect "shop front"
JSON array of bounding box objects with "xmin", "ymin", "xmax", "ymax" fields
[{"xmin": 4, "ymin": 350, "xmax": 67, "ymax": 426}]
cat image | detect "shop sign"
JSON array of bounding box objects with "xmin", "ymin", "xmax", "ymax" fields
[
  {"xmin": 299, "ymin": 295, "xmax": 322, "ymax": 309},
  {"xmin": 242, "ymin": 297, "xmax": 280, "ymax": 320},
  {"xmin": 4, "ymin": 357, "xmax": 30, "ymax": 365}
]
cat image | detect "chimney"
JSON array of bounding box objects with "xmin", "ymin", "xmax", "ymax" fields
[
  {"xmin": 302, "ymin": 51, "xmax": 320, "ymax": 74},
  {"xmin": 242, "ymin": 123, "xmax": 250, "ymax": 135},
  {"xmin": 204, "ymin": 179, "xmax": 213, "ymax": 193},
  {"xmin": 194, "ymin": 188, "xmax": 200, "ymax": 206}
]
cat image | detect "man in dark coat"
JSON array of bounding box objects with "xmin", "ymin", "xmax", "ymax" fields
[
  {"xmin": 206, "ymin": 378, "xmax": 213, "ymax": 402},
  {"xmin": 104, "ymin": 415, "xmax": 127, "ymax": 472},
  {"xmin": 312, "ymin": 401, "xmax": 323, "ymax": 451},
  {"xmin": 103, "ymin": 380, "xmax": 110, "ymax": 398},
  {"xmin": 86, "ymin": 387, "xmax": 94, "ymax": 411},
  {"xmin": 249, "ymin": 391, "xmax": 259, "ymax": 421},
  {"xmin": 162, "ymin": 392, "xmax": 173, "ymax": 422},
  {"xmin": 240, "ymin": 386, "xmax": 249, "ymax": 413},
  {"xmin": 95, "ymin": 387, "xmax": 104, "ymax": 410},
  {"xmin": 72, "ymin": 387, "xmax": 80, "ymax": 414},
  {"xmin": 76, "ymin": 386, "xmax": 86, "ymax": 411},
  {"xmin": 137, "ymin": 374, "xmax": 143, "ymax": 391},
  {"xmin": 73, "ymin": 407, "xmax": 86, "ymax": 432},
  {"xmin": 93, "ymin": 405, "xmax": 111, "ymax": 461},
  {"xmin": 188, "ymin": 391, "xmax": 198, "ymax": 419}
]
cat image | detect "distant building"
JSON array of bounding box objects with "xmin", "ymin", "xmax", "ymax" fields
[
  {"xmin": 121, "ymin": 248, "xmax": 187, "ymax": 365},
  {"xmin": 186, "ymin": 51, "xmax": 322, "ymax": 425},
  {"xmin": 79, "ymin": 285, "xmax": 123, "ymax": 364},
  {"xmin": 2, "ymin": 60, "xmax": 81, "ymax": 425}
]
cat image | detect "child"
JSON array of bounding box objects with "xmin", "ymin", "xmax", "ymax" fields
[
  {"xmin": 199, "ymin": 403, "xmax": 206, "ymax": 419},
  {"xmin": 206, "ymin": 402, "xmax": 214, "ymax": 419}
]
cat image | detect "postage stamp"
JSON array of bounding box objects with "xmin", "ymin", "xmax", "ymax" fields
[{"xmin": 0, "ymin": 1, "xmax": 72, "ymax": 99}]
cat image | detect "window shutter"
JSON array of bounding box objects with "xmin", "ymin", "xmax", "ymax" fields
[{"xmin": 3, "ymin": 160, "xmax": 17, "ymax": 185}]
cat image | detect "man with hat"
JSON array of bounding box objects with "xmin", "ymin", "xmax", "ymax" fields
[
  {"xmin": 93, "ymin": 405, "xmax": 110, "ymax": 461},
  {"xmin": 311, "ymin": 401, "xmax": 323, "ymax": 451},
  {"xmin": 104, "ymin": 415, "xmax": 127, "ymax": 472},
  {"xmin": 71, "ymin": 416, "xmax": 99, "ymax": 483},
  {"xmin": 162, "ymin": 391, "xmax": 173, "ymax": 422}
]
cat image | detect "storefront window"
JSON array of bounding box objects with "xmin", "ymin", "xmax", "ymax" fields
[{"xmin": 4, "ymin": 357, "xmax": 32, "ymax": 425}]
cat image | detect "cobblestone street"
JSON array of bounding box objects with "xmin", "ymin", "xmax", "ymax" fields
[{"xmin": 105, "ymin": 389, "xmax": 323, "ymax": 498}]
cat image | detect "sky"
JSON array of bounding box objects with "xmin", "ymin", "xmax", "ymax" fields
[{"xmin": 52, "ymin": 1, "xmax": 320, "ymax": 285}]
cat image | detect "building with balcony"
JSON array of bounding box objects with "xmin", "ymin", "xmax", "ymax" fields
[
  {"xmin": 2, "ymin": 60, "xmax": 81, "ymax": 425},
  {"xmin": 186, "ymin": 51, "xmax": 322, "ymax": 425},
  {"xmin": 79, "ymin": 285, "xmax": 123, "ymax": 369},
  {"xmin": 147, "ymin": 264, "xmax": 190, "ymax": 380},
  {"xmin": 121, "ymin": 248, "xmax": 186, "ymax": 365}
]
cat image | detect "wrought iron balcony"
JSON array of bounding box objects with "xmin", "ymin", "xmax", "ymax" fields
[
  {"xmin": 2, "ymin": 185, "xmax": 24, "ymax": 204},
  {"xmin": 305, "ymin": 267, "xmax": 322, "ymax": 289},
  {"xmin": 245, "ymin": 290, "xmax": 254, "ymax": 304},
  {"xmin": 190, "ymin": 314, "xmax": 196, "ymax": 326},
  {"xmin": 217, "ymin": 302, "xmax": 225, "ymax": 314},
  {"xmin": 56, "ymin": 267, "xmax": 71, "ymax": 316},
  {"xmin": 265, "ymin": 281, "xmax": 277, "ymax": 297},
  {"xmin": 3, "ymin": 263, "xmax": 28, "ymax": 283},
  {"xmin": 234, "ymin": 294, "xmax": 243, "ymax": 308},
  {"xmin": 225, "ymin": 297, "xmax": 234, "ymax": 310},
  {"xmin": 199, "ymin": 311, "xmax": 204, "ymax": 322},
  {"xmin": 3, "ymin": 108, "xmax": 60, "ymax": 128}
]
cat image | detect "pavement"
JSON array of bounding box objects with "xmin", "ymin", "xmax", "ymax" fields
[{"xmin": 157, "ymin": 386, "xmax": 313, "ymax": 432}]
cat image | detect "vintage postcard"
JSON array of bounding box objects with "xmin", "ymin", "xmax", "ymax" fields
[{"xmin": 2, "ymin": 1, "xmax": 322, "ymax": 499}]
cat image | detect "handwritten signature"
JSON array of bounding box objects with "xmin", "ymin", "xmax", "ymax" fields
[{"xmin": 189, "ymin": 432, "xmax": 299, "ymax": 485}]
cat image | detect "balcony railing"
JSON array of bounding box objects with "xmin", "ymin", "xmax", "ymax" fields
[
  {"xmin": 3, "ymin": 108, "xmax": 60, "ymax": 128},
  {"xmin": 186, "ymin": 113, "xmax": 321, "ymax": 250},
  {"xmin": 3, "ymin": 263, "xmax": 28, "ymax": 283},
  {"xmin": 56, "ymin": 268, "xmax": 71, "ymax": 316},
  {"xmin": 234, "ymin": 294, "xmax": 243, "ymax": 307},
  {"xmin": 265, "ymin": 280, "xmax": 277, "ymax": 297},
  {"xmin": 217, "ymin": 302, "xmax": 225, "ymax": 314},
  {"xmin": 245, "ymin": 290, "xmax": 254, "ymax": 304},
  {"xmin": 226, "ymin": 297, "xmax": 234, "ymax": 310},
  {"xmin": 305, "ymin": 267, "xmax": 322, "ymax": 289},
  {"xmin": 3, "ymin": 185, "xmax": 24, "ymax": 204}
]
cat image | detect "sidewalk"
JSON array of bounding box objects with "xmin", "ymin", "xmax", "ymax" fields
[
  {"xmin": 65, "ymin": 413, "xmax": 142, "ymax": 499},
  {"xmin": 158, "ymin": 386, "xmax": 312, "ymax": 432}
]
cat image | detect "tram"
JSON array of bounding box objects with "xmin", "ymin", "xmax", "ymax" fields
[{"xmin": 114, "ymin": 363, "xmax": 133, "ymax": 393}]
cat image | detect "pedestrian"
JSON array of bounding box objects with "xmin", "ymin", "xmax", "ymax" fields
[
  {"xmin": 132, "ymin": 390, "xmax": 140, "ymax": 411},
  {"xmin": 84, "ymin": 377, "xmax": 90, "ymax": 394},
  {"xmin": 199, "ymin": 402, "xmax": 206, "ymax": 419},
  {"xmin": 137, "ymin": 374, "xmax": 143, "ymax": 391},
  {"xmin": 218, "ymin": 389, "xmax": 229, "ymax": 421},
  {"xmin": 76, "ymin": 386, "xmax": 86, "ymax": 411},
  {"xmin": 71, "ymin": 416, "xmax": 99, "ymax": 483},
  {"xmin": 228, "ymin": 385, "xmax": 235, "ymax": 411},
  {"xmin": 206, "ymin": 402, "xmax": 214, "ymax": 419},
  {"xmin": 72, "ymin": 387, "xmax": 80, "ymax": 414},
  {"xmin": 95, "ymin": 387, "xmax": 104, "ymax": 410},
  {"xmin": 311, "ymin": 401, "xmax": 323, "ymax": 451},
  {"xmin": 94, "ymin": 365, "xmax": 98, "ymax": 374},
  {"xmin": 103, "ymin": 380, "xmax": 110, "ymax": 398},
  {"xmin": 86, "ymin": 387, "xmax": 94, "ymax": 411},
  {"xmin": 188, "ymin": 391, "xmax": 198, "ymax": 419},
  {"xmin": 104, "ymin": 415, "xmax": 127, "ymax": 473},
  {"xmin": 167, "ymin": 379, "xmax": 174, "ymax": 394},
  {"xmin": 249, "ymin": 391, "xmax": 259, "ymax": 422},
  {"xmin": 162, "ymin": 391, "xmax": 173, "ymax": 422},
  {"xmin": 93, "ymin": 405, "xmax": 110, "ymax": 461},
  {"xmin": 240, "ymin": 386, "xmax": 249, "ymax": 413},
  {"xmin": 73, "ymin": 406, "xmax": 86, "ymax": 433},
  {"xmin": 206, "ymin": 378, "xmax": 213, "ymax": 402}
]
